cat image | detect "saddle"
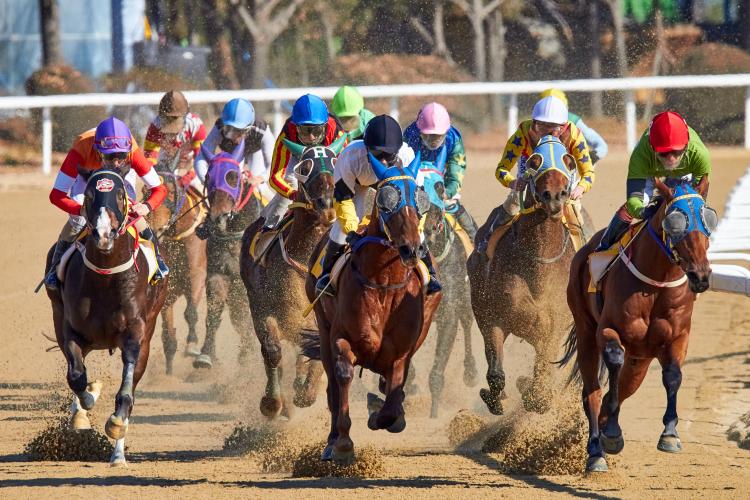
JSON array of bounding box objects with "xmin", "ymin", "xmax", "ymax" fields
[
  {"xmin": 57, "ymin": 227, "xmax": 158, "ymax": 285},
  {"xmin": 248, "ymin": 215, "xmax": 295, "ymax": 266},
  {"xmin": 586, "ymin": 221, "xmax": 645, "ymax": 293},
  {"xmin": 443, "ymin": 213, "xmax": 475, "ymax": 256}
]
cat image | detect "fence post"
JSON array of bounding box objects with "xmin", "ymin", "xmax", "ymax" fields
[
  {"xmin": 390, "ymin": 96, "xmax": 399, "ymax": 123},
  {"xmin": 42, "ymin": 106, "xmax": 52, "ymax": 175},
  {"xmin": 273, "ymin": 100, "xmax": 282, "ymax": 137},
  {"xmin": 625, "ymin": 91, "xmax": 637, "ymax": 151},
  {"xmin": 745, "ymin": 86, "xmax": 750, "ymax": 149},
  {"xmin": 508, "ymin": 94, "xmax": 518, "ymax": 134}
]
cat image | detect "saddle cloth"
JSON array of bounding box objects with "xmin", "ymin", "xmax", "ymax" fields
[
  {"xmin": 248, "ymin": 216, "xmax": 294, "ymax": 264},
  {"xmin": 443, "ymin": 213, "xmax": 474, "ymax": 256},
  {"xmin": 586, "ymin": 221, "xmax": 645, "ymax": 293}
]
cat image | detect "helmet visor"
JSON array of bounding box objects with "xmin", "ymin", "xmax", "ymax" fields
[{"xmin": 221, "ymin": 124, "xmax": 248, "ymax": 140}]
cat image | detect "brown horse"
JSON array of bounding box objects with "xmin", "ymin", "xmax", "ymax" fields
[
  {"xmin": 192, "ymin": 145, "xmax": 261, "ymax": 369},
  {"xmin": 303, "ymin": 154, "xmax": 441, "ymax": 464},
  {"xmin": 467, "ymin": 140, "xmax": 582, "ymax": 416},
  {"xmin": 561, "ymin": 177, "xmax": 714, "ymax": 473},
  {"xmin": 147, "ymin": 171, "xmax": 207, "ymax": 374},
  {"xmin": 45, "ymin": 170, "xmax": 167, "ymax": 465},
  {"xmin": 240, "ymin": 146, "xmax": 337, "ymax": 418}
]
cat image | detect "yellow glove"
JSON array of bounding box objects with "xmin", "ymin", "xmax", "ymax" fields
[{"xmin": 334, "ymin": 198, "xmax": 359, "ymax": 234}]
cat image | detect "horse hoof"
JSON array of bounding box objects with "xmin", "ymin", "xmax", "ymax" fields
[
  {"xmin": 104, "ymin": 415, "xmax": 128, "ymax": 441},
  {"xmin": 321, "ymin": 444, "xmax": 335, "ymax": 461},
  {"xmin": 260, "ymin": 396, "xmax": 283, "ymax": 418},
  {"xmin": 71, "ymin": 411, "xmax": 91, "ymax": 430},
  {"xmin": 333, "ymin": 447, "xmax": 355, "ymax": 466},
  {"xmin": 386, "ymin": 414, "xmax": 406, "ymax": 433},
  {"xmin": 193, "ymin": 354, "xmax": 213, "ymax": 369},
  {"xmin": 600, "ymin": 432, "xmax": 625, "ymax": 455},
  {"xmin": 463, "ymin": 366, "xmax": 478, "ymax": 387},
  {"xmin": 586, "ymin": 456, "xmax": 608, "ymax": 473},
  {"xmin": 184, "ymin": 342, "xmax": 201, "ymax": 357},
  {"xmin": 367, "ymin": 412, "xmax": 380, "ymax": 431},
  {"xmin": 657, "ymin": 434, "xmax": 682, "ymax": 453},
  {"xmin": 293, "ymin": 390, "xmax": 315, "ymax": 408},
  {"xmin": 109, "ymin": 451, "xmax": 127, "ymax": 467},
  {"xmin": 479, "ymin": 388, "xmax": 503, "ymax": 415}
]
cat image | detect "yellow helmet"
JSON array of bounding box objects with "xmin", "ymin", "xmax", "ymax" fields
[{"xmin": 540, "ymin": 88, "xmax": 568, "ymax": 107}]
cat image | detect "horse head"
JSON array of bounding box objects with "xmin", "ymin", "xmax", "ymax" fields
[
  {"xmin": 526, "ymin": 135, "xmax": 576, "ymax": 219},
  {"xmin": 202, "ymin": 140, "xmax": 245, "ymax": 232},
  {"xmin": 145, "ymin": 172, "xmax": 180, "ymax": 237},
  {"xmin": 83, "ymin": 170, "xmax": 129, "ymax": 253},
  {"xmin": 291, "ymin": 144, "xmax": 337, "ymax": 225},
  {"xmin": 370, "ymin": 151, "xmax": 430, "ymax": 266},
  {"xmin": 653, "ymin": 176, "xmax": 715, "ymax": 293},
  {"xmin": 418, "ymin": 166, "xmax": 448, "ymax": 245}
]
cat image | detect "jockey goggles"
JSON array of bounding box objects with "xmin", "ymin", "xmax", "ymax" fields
[
  {"xmin": 533, "ymin": 120, "xmax": 564, "ymax": 136},
  {"xmin": 296, "ymin": 124, "xmax": 326, "ymax": 143},
  {"xmin": 221, "ymin": 124, "xmax": 249, "ymax": 140},
  {"xmin": 420, "ymin": 132, "xmax": 446, "ymax": 151},
  {"xmin": 656, "ymin": 147, "xmax": 686, "ymax": 168},
  {"xmin": 97, "ymin": 136, "xmax": 132, "ymax": 151}
]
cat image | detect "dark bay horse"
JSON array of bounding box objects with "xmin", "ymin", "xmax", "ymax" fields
[
  {"xmin": 303, "ymin": 152, "xmax": 442, "ymax": 464},
  {"xmin": 467, "ymin": 136, "xmax": 582, "ymax": 416},
  {"xmin": 561, "ymin": 177, "xmax": 715, "ymax": 473},
  {"xmin": 147, "ymin": 171, "xmax": 207, "ymax": 374},
  {"xmin": 240, "ymin": 146, "xmax": 337, "ymax": 418},
  {"xmin": 193, "ymin": 144, "xmax": 261, "ymax": 369},
  {"xmin": 45, "ymin": 170, "xmax": 167, "ymax": 465},
  {"xmin": 420, "ymin": 167, "xmax": 477, "ymax": 419}
]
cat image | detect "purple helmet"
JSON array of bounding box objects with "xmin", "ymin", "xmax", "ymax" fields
[{"xmin": 94, "ymin": 117, "xmax": 133, "ymax": 154}]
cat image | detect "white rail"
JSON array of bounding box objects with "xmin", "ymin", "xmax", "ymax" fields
[{"xmin": 2, "ymin": 73, "xmax": 750, "ymax": 174}]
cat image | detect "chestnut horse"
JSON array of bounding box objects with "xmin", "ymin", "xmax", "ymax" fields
[
  {"xmin": 420, "ymin": 167, "xmax": 477, "ymax": 419},
  {"xmin": 45, "ymin": 170, "xmax": 167, "ymax": 465},
  {"xmin": 147, "ymin": 171, "xmax": 207, "ymax": 374},
  {"xmin": 193, "ymin": 143, "xmax": 261, "ymax": 369},
  {"xmin": 240, "ymin": 146, "xmax": 337, "ymax": 418},
  {"xmin": 468, "ymin": 136, "xmax": 584, "ymax": 416},
  {"xmin": 561, "ymin": 177, "xmax": 715, "ymax": 473},
  {"xmin": 303, "ymin": 152, "xmax": 441, "ymax": 464}
]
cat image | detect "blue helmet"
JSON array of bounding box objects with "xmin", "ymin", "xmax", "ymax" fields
[
  {"xmin": 292, "ymin": 94, "xmax": 328, "ymax": 125},
  {"xmin": 221, "ymin": 98, "xmax": 255, "ymax": 129}
]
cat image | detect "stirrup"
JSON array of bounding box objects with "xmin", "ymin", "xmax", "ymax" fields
[
  {"xmin": 427, "ymin": 276, "xmax": 442, "ymax": 295},
  {"xmin": 44, "ymin": 269, "xmax": 60, "ymax": 290}
]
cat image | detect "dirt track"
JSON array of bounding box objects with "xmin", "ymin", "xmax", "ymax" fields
[{"xmin": 1, "ymin": 145, "xmax": 749, "ymax": 499}]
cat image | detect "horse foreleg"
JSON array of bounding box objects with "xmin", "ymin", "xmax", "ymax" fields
[
  {"xmin": 332, "ymin": 338, "xmax": 356, "ymax": 465},
  {"xmin": 657, "ymin": 336, "xmax": 688, "ymax": 453},
  {"xmin": 106, "ymin": 331, "xmax": 143, "ymax": 443},
  {"xmin": 429, "ymin": 312, "xmax": 459, "ymax": 418},
  {"xmin": 62, "ymin": 327, "xmax": 100, "ymax": 411},
  {"xmin": 520, "ymin": 335, "xmax": 557, "ymax": 415},
  {"xmin": 161, "ymin": 302, "xmax": 177, "ymax": 374},
  {"xmin": 599, "ymin": 329, "xmax": 625, "ymax": 455},
  {"xmin": 184, "ymin": 236, "xmax": 207, "ymax": 354},
  {"xmin": 257, "ymin": 316, "xmax": 283, "ymax": 418},
  {"xmin": 460, "ymin": 310, "xmax": 478, "ymax": 387},
  {"xmin": 195, "ymin": 274, "xmax": 228, "ymax": 369},
  {"xmin": 577, "ymin": 325, "xmax": 607, "ymax": 473},
  {"xmin": 228, "ymin": 280, "xmax": 253, "ymax": 366},
  {"xmin": 479, "ymin": 324, "xmax": 506, "ymax": 415},
  {"xmin": 294, "ymin": 353, "xmax": 323, "ymax": 408},
  {"xmin": 317, "ymin": 321, "xmax": 339, "ymax": 462}
]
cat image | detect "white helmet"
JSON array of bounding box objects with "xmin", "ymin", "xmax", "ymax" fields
[{"xmin": 532, "ymin": 96, "xmax": 568, "ymax": 125}]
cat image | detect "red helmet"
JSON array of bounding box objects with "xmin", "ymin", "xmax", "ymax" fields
[{"xmin": 649, "ymin": 111, "xmax": 689, "ymax": 153}]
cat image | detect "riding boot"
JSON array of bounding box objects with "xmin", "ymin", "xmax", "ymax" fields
[
  {"xmin": 476, "ymin": 205, "xmax": 513, "ymax": 255},
  {"xmin": 141, "ymin": 227, "xmax": 170, "ymax": 282},
  {"xmin": 421, "ymin": 251, "xmax": 442, "ymax": 295},
  {"xmin": 44, "ymin": 239, "xmax": 73, "ymax": 290},
  {"xmin": 454, "ymin": 203, "xmax": 478, "ymax": 242},
  {"xmin": 316, "ymin": 240, "xmax": 346, "ymax": 296},
  {"xmin": 595, "ymin": 214, "xmax": 631, "ymax": 253}
]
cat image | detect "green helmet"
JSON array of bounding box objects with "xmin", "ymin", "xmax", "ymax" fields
[{"xmin": 331, "ymin": 85, "xmax": 364, "ymax": 118}]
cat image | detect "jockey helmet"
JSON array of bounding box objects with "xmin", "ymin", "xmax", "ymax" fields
[
  {"xmin": 159, "ymin": 90, "xmax": 188, "ymax": 117},
  {"xmin": 331, "ymin": 86, "xmax": 364, "ymax": 118},
  {"xmin": 416, "ymin": 102, "xmax": 451, "ymax": 135},
  {"xmin": 94, "ymin": 117, "xmax": 132, "ymax": 154},
  {"xmin": 539, "ymin": 88, "xmax": 569, "ymax": 107},
  {"xmin": 649, "ymin": 111, "xmax": 689, "ymax": 153},
  {"xmin": 292, "ymin": 94, "xmax": 328, "ymax": 125},
  {"xmin": 364, "ymin": 114, "xmax": 402, "ymax": 156},
  {"xmin": 532, "ymin": 96, "xmax": 568, "ymax": 125},
  {"xmin": 221, "ymin": 98, "xmax": 255, "ymax": 129}
]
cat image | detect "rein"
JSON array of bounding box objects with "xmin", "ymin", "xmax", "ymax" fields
[
  {"xmin": 535, "ymin": 224, "xmax": 571, "ymax": 264},
  {"xmin": 350, "ymin": 236, "xmax": 415, "ymax": 291}
]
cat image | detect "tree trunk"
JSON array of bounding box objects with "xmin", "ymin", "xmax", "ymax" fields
[
  {"xmin": 200, "ymin": 0, "xmax": 239, "ymax": 90},
  {"xmin": 472, "ymin": 14, "xmax": 486, "ymax": 80},
  {"xmin": 608, "ymin": 0, "xmax": 628, "ymax": 79},
  {"xmin": 488, "ymin": 7, "xmax": 506, "ymax": 121},
  {"xmin": 319, "ymin": 5, "xmax": 337, "ymax": 63},
  {"xmin": 39, "ymin": 0, "xmax": 62, "ymax": 66},
  {"xmin": 434, "ymin": 0, "xmax": 454, "ymax": 64},
  {"xmin": 642, "ymin": 8, "xmax": 663, "ymax": 121},
  {"xmin": 295, "ymin": 30, "xmax": 309, "ymax": 86},
  {"xmin": 739, "ymin": 0, "xmax": 750, "ymax": 51},
  {"xmin": 252, "ymin": 41, "xmax": 271, "ymax": 90},
  {"xmin": 589, "ymin": 0, "xmax": 603, "ymax": 117}
]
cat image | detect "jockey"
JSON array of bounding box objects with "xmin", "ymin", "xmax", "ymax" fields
[
  {"xmin": 143, "ymin": 90, "xmax": 207, "ymax": 186},
  {"xmin": 595, "ymin": 110, "xmax": 711, "ymax": 251},
  {"xmin": 331, "ymin": 85, "xmax": 375, "ymax": 141},
  {"xmin": 540, "ymin": 88, "xmax": 609, "ymax": 164},
  {"xmin": 476, "ymin": 95, "xmax": 595, "ymax": 254},
  {"xmin": 262, "ymin": 94, "xmax": 347, "ymax": 228},
  {"xmin": 194, "ymin": 98, "xmax": 275, "ymax": 200},
  {"xmin": 403, "ymin": 102, "xmax": 478, "ymax": 241},
  {"xmin": 315, "ymin": 114, "xmax": 442, "ymax": 296},
  {"xmin": 44, "ymin": 117, "xmax": 169, "ymax": 290}
]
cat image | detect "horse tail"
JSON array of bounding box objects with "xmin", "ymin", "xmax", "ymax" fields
[
  {"xmin": 299, "ymin": 328, "xmax": 322, "ymax": 361},
  {"xmin": 556, "ymin": 322, "xmax": 581, "ymax": 386}
]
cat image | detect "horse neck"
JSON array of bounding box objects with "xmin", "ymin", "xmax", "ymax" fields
[
  {"xmin": 515, "ymin": 209, "xmax": 566, "ymax": 260},
  {"xmin": 628, "ymin": 212, "xmax": 684, "ymax": 282},
  {"xmin": 84, "ymin": 230, "xmax": 135, "ymax": 269},
  {"xmin": 172, "ymin": 187, "xmax": 202, "ymax": 235},
  {"xmin": 285, "ymin": 207, "xmax": 328, "ymax": 257},
  {"xmin": 357, "ymin": 214, "xmax": 411, "ymax": 282}
]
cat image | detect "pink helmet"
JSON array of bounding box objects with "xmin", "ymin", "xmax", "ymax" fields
[{"xmin": 416, "ymin": 102, "xmax": 451, "ymax": 135}]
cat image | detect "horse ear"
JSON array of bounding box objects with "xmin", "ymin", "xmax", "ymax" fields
[
  {"xmin": 407, "ymin": 150, "xmax": 422, "ymax": 179},
  {"xmin": 653, "ymin": 177, "xmax": 674, "ymax": 201},
  {"xmin": 282, "ymin": 138, "xmax": 306, "ymax": 157},
  {"xmin": 330, "ymin": 134, "xmax": 347, "ymax": 155},
  {"xmin": 696, "ymin": 175, "xmax": 710, "ymax": 198},
  {"xmin": 368, "ymin": 152, "xmax": 389, "ymax": 181}
]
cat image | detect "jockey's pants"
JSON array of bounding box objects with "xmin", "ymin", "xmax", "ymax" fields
[{"xmin": 261, "ymin": 174, "xmax": 298, "ymax": 228}]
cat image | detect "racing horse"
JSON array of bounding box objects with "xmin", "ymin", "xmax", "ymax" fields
[
  {"xmin": 561, "ymin": 177, "xmax": 714, "ymax": 473},
  {"xmin": 147, "ymin": 169, "xmax": 207, "ymax": 374},
  {"xmin": 420, "ymin": 165, "xmax": 477, "ymax": 419},
  {"xmin": 467, "ymin": 135, "xmax": 582, "ymax": 416},
  {"xmin": 240, "ymin": 145, "xmax": 339, "ymax": 419},
  {"xmin": 303, "ymin": 152, "xmax": 442, "ymax": 464},
  {"xmin": 193, "ymin": 142, "xmax": 261, "ymax": 369},
  {"xmin": 45, "ymin": 169, "xmax": 167, "ymax": 465}
]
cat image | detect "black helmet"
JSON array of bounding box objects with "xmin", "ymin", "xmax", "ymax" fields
[{"xmin": 364, "ymin": 114, "xmax": 402, "ymax": 155}]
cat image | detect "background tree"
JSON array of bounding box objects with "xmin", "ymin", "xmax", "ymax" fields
[{"xmin": 39, "ymin": 0, "xmax": 62, "ymax": 66}]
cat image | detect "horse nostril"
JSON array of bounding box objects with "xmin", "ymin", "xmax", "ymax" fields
[{"xmin": 543, "ymin": 191, "xmax": 552, "ymax": 201}]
